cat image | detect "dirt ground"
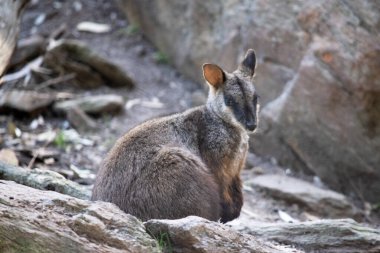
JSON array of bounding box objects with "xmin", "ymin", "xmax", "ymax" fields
[{"xmin": 1, "ymin": 0, "xmax": 379, "ymax": 227}]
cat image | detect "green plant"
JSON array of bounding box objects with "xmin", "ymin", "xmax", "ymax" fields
[
  {"xmin": 153, "ymin": 51, "xmax": 169, "ymax": 64},
  {"xmin": 115, "ymin": 24, "xmax": 139, "ymax": 37},
  {"xmin": 126, "ymin": 23, "xmax": 139, "ymax": 35},
  {"xmin": 54, "ymin": 130, "xmax": 68, "ymax": 149},
  {"xmin": 372, "ymin": 203, "xmax": 380, "ymax": 212},
  {"xmin": 156, "ymin": 232, "xmax": 172, "ymax": 253}
]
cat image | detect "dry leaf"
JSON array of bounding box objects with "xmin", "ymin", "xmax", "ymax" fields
[{"xmin": 0, "ymin": 149, "xmax": 19, "ymax": 166}]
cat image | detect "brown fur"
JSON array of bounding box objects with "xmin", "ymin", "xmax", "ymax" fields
[{"xmin": 92, "ymin": 49, "xmax": 259, "ymax": 223}]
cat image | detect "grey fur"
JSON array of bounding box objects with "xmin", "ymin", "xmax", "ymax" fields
[{"xmin": 92, "ymin": 49, "xmax": 259, "ymax": 223}]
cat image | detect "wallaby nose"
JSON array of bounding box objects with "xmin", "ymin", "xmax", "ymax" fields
[{"xmin": 246, "ymin": 121, "xmax": 257, "ymax": 131}]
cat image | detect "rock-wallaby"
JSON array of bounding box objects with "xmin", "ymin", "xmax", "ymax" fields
[{"xmin": 92, "ymin": 49, "xmax": 259, "ymax": 223}]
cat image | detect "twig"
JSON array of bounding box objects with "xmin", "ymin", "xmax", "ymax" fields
[
  {"xmin": 0, "ymin": 56, "xmax": 43, "ymax": 85},
  {"xmin": 48, "ymin": 23, "xmax": 67, "ymax": 41},
  {"xmin": 27, "ymin": 139, "xmax": 53, "ymax": 170},
  {"xmin": 35, "ymin": 73, "xmax": 76, "ymax": 90}
]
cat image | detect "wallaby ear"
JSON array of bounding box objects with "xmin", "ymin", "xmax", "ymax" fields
[
  {"xmin": 203, "ymin": 63, "xmax": 225, "ymax": 88},
  {"xmin": 239, "ymin": 49, "xmax": 256, "ymax": 77}
]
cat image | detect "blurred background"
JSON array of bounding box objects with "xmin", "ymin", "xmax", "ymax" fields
[{"xmin": 0, "ymin": 0, "xmax": 379, "ymax": 225}]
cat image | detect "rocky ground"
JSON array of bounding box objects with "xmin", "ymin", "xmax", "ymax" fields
[
  {"xmin": 0, "ymin": 1, "xmax": 380, "ymax": 252},
  {"xmin": 1, "ymin": 0, "xmax": 200, "ymax": 186}
]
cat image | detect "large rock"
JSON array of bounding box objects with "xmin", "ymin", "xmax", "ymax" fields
[
  {"xmin": 233, "ymin": 219, "xmax": 380, "ymax": 253},
  {"xmin": 119, "ymin": 0, "xmax": 380, "ymax": 202},
  {"xmin": 248, "ymin": 174, "xmax": 357, "ymax": 218},
  {"xmin": 0, "ymin": 180, "xmax": 160, "ymax": 253},
  {"xmin": 145, "ymin": 216, "xmax": 302, "ymax": 253},
  {"xmin": 44, "ymin": 39, "xmax": 135, "ymax": 88},
  {"xmin": 1, "ymin": 178, "xmax": 377, "ymax": 253}
]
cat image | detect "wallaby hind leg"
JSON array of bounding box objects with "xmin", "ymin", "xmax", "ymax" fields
[{"xmin": 128, "ymin": 147, "xmax": 221, "ymax": 221}]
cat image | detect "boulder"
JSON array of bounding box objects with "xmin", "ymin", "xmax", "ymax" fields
[
  {"xmin": 119, "ymin": 0, "xmax": 380, "ymax": 202},
  {"xmin": 248, "ymin": 174, "xmax": 357, "ymax": 218},
  {"xmin": 44, "ymin": 39, "xmax": 135, "ymax": 88},
  {"xmin": 233, "ymin": 219, "xmax": 380, "ymax": 253},
  {"xmin": 1, "ymin": 176, "xmax": 377, "ymax": 253},
  {"xmin": 145, "ymin": 216, "xmax": 302, "ymax": 253},
  {"xmin": 0, "ymin": 180, "xmax": 160, "ymax": 253}
]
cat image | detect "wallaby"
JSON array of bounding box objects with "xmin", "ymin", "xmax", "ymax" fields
[{"xmin": 92, "ymin": 49, "xmax": 259, "ymax": 223}]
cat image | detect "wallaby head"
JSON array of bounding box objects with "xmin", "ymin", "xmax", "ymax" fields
[{"xmin": 203, "ymin": 49, "xmax": 259, "ymax": 132}]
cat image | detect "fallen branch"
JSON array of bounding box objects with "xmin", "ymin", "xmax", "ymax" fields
[
  {"xmin": 27, "ymin": 138, "xmax": 53, "ymax": 170},
  {"xmin": 0, "ymin": 56, "xmax": 43, "ymax": 85},
  {"xmin": 0, "ymin": 161, "xmax": 90, "ymax": 200},
  {"xmin": 35, "ymin": 73, "xmax": 76, "ymax": 90}
]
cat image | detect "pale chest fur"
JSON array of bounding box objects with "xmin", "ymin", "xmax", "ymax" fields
[
  {"xmin": 216, "ymin": 132, "xmax": 249, "ymax": 184},
  {"xmin": 230, "ymin": 132, "xmax": 249, "ymax": 175}
]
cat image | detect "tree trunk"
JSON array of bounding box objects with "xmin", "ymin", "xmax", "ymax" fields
[{"xmin": 0, "ymin": 0, "xmax": 29, "ymax": 76}]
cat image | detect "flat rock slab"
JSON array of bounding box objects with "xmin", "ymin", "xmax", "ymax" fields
[
  {"xmin": 0, "ymin": 180, "xmax": 160, "ymax": 253},
  {"xmin": 234, "ymin": 219, "xmax": 380, "ymax": 253},
  {"xmin": 248, "ymin": 174, "xmax": 357, "ymax": 218},
  {"xmin": 145, "ymin": 216, "xmax": 303, "ymax": 253},
  {"xmin": 0, "ymin": 90, "xmax": 56, "ymax": 113},
  {"xmin": 54, "ymin": 94, "xmax": 124, "ymax": 116},
  {"xmin": 0, "ymin": 161, "xmax": 91, "ymax": 200}
]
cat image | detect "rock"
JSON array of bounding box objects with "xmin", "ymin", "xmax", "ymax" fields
[
  {"xmin": 0, "ymin": 90, "xmax": 56, "ymax": 113},
  {"xmin": 0, "ymin": 180, "xmax": 160, "ymax": 253},
  {"xmin": 145, "ymin": 216, "xmax": 303, "ymax": 253},
  {"xmin": 119, "ymin": 0, "xmax": 380, "ymax": 202},
  {"xmin": 133, "ymin": 45, "xmax": 147, "ymax": 57},
  {"xmin": 233, "ymin": 219, "xmax": 380, "ymax": 253},
  {"xmin": 0, "ymin": 149, "xmax": 19, "ymax": 166},
  {"xmin": 31, "ymin": 148, "xmax": 61, "ymax": 160},
  {"xmin": 54, "ymin": 94, "xmax": 124, "ymax": 116},
  {"xmin": 66, "ymin": 106, "xmax": 97, "ymax": 131},
  {"xmin": 44, "ymin": 39, "xmax": 135, "ymax": 88},
  {"xmin": 0, "ymin": 161, "xmax": 91, "ymax": 200},
  {"xmin": 9, "ymin": 35, "xmax": 46, "ymax": 70},
  {"xmin": 245, "ymin": 152, "xmax": 262, "ymax": 170},
  {"xmin": 0, "ymin": 0, "xmax": 29, "ymax": 76},
  {"xmin": 248, "ymin": 174, "xmax": 357, "ymax": 218}
]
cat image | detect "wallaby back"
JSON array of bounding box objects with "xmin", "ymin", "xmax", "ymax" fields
[{"xmin": 92, "ymin": 49, "xmax": 259, "ymax": 223}]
